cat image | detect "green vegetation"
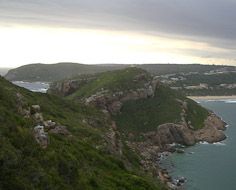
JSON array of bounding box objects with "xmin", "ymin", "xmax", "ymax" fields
[
  {"xmin": 50, "ymin": 68, "xmax": 209, "ymax": 133},
  {"xmin": 137, "ymin": 64, "xmax": 235, "ymax": 75},
  {"xmin": 114, "ymin": 85, "xmax": 208, "ymax": 133},
  {"xmin": 185, "ymin": 99, "xmax": 209, "ymax": 129},
  {"xmin": 114, "ymin": 85, "xmax": 183, "ymax": 133},
  {"xmin": 169, "ymin": 72, "xmax": 236, "ymax": 96},
  {"xmin": 6, "ymin": 62, "xmax": 235, "ymax": 82},
  {"xmin": 5, "ymin": 63, "xmax": 128, "ymax": 82},
  {"xmin": 0, "ymin": 76, "xmax": 166, "ymax": 190},
  {"xmin": 69, "ymin": 67, "xmax": 151, "ymax": 99}
]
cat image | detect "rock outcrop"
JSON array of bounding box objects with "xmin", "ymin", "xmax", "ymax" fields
[
  {"xmin": 15, "ymin": 94, "xmax": 71, "ymax": 148},
  {"xmin": 33, "ymin": 125, "xmax": 48, "ymax": 149},
  {"xmin": 84, "ymin": 80, "xmax": 159, "ymax": 115},
  {"xmin": 139, "ymin": 113, "xmax": 226, "ymax": 149}
]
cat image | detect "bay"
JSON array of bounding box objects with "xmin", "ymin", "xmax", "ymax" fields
[
  {"xmin": 161, "ymin": 100, "xmax": 236, "ymax": 190},
  {"xmin": 13, "ymin": 81, "xmax": 49, "ymax": 93}
]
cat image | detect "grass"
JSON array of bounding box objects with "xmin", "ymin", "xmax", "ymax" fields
[
  {"xmin": 114, "ymin": 84, "xmax": 209, "ymax": 134},
  {"xmin": 185, "ymin": 99, "xmax": 209, "ymax": 130},
  {"xmin": 0, "ymin": 76, "xmax": 166, "ymax": 190},
  {"xmin": 68, "ymin": 67, "xmax": 151, "ymax": 99},
  {"xmin": 114, "ymin": 85, "xmax": 183, "ymax": 133}
]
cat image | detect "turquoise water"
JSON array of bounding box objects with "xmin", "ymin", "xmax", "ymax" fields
[{"xmin": 162, "ymin": 100, "xmax": 236, "ymax": 190}]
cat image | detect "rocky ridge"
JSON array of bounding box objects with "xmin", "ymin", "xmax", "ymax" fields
[
  {"xmin": 48, "ymin": 68, "xmax": 227, "ymax": 189},
  {"xmin": 16, "ymin": 92, "xmax": 71, "ymax": 148}
]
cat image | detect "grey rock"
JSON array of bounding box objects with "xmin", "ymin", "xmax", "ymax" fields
[
  {"xmin": 49, "ymin": 125, "xmax": 70, "ymax": 136},
  {"xmin": 34, "ymin": 125, "xmax": 48, "ymax": 148}
]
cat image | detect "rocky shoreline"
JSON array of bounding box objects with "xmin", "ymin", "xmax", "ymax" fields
[
  {"xmin": 126, "ymin": 112, "xmax": 227, "ymax": 189},
  {"xmin": 48, "ymin": 74, "xmax": 227, "ymax": 190}
]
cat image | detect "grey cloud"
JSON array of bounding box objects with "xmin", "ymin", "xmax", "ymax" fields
[{"xmin": 1, "ymin": 0, "xmax": 236, "ymax": 50}]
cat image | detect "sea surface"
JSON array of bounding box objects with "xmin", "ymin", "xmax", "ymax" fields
[
  {"xmin": 161, "ymin": 100, "xmax": 236, "ymax": 190},
  {"xmin": 13, "ymin": 81, "xmax": 49, "ymax": 93}
]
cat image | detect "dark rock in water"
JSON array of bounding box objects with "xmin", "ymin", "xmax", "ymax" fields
[{"xmin": 176, "ymin": 149, "xmax": 185, "ymax": 154}]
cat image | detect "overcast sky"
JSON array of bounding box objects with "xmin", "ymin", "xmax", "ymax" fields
[{"xmin": 0, "ymin": 0, "xmax": 236, "ymax": 68}]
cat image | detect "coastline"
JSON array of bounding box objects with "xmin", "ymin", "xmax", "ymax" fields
[{"xmin": 188, "ymin": 95, "xmax": 236, "ymax": 101}]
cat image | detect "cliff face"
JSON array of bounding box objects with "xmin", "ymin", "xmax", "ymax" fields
[{"xmin": 48, "ymin": 68, "xmax": 227, "ymax": 189}]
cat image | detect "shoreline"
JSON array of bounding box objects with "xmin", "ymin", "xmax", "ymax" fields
[{"xmin": 188, "ymin": 95, "xmax": 236, "ymax": 101}]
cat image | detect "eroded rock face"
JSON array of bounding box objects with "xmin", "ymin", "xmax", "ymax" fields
[
  {"xmin": 204, "ymin": 113, "xmax": 227, "ymax": 131},
  {"xmin": 195, "ymin": 113, "xmax": 227, "ymax": 143},
  {"xmin": 156, "ymin": 123, "xmax": 195, "ymax": 146},
  {"xmin": 195, "ymin": 126, "xmax": 226, "ymax": 143},
  {"xmin": 84, "ymin": 81, "xmax": 158, "ymax": 115},
  {"xmin": 48, "ymin": 78, "xmax": 94, "ymax": 96},
  {"xmin": 142, "ymin": 113, "xmax": 227, "ymax": 150}
]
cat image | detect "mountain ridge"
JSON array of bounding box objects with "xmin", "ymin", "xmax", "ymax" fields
[{"xmin": 5, "ymin": 62, "xmax": 235, "ymax": 82}]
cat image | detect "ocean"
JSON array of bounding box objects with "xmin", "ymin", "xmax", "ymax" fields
[
  {"xmin": 161, "ymin": 100, "xmax": 236, "ymax": 190},
  {"xmin": 13, "ymin": 81, "xmax": 49, "ymax": 93}
]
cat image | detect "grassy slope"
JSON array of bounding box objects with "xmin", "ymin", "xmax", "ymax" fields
[
  {"xmin": 115, "ymin": 85, "xmax": 209, "ymax": 134},
  {"xmin": 68, "ymin": 68, "xmax": 151, "ymax": 99},
  {"xmin": 60, "ymin": 68, "xmax": 209, "ymax": 134},
  {"xmin": 0, "ymin": 77, "xmax": 165, "ymax": 190}
]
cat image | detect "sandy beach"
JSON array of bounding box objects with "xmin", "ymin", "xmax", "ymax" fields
[{"xmin": 188, "ymin": 95, "xmax": 236, "ymax": 101}]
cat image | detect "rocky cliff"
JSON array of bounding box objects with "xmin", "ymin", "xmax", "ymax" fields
[{"xmin": 48, "ymin": 68, "xmax": 227, "ymax": 189}]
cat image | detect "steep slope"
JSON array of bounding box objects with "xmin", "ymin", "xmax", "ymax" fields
[
  {"xmin": 49, "ymin": 67, "xmax": 222, "ymax": 132},
  {"xmin": 0, "ymin": 76, "xmax": 165, "ymax": 190},
  {"xmin": 5, "ymin": 63, "xmax": 128, "ymax": 82},
  {"xmin": 48, "ymin": 68, "xmax": 227, "ymax": 188}
]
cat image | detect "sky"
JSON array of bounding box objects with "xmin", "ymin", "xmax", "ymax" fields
[{"xmin": 0, "ymin": 0, "xmax": 236, "ymax": 68}]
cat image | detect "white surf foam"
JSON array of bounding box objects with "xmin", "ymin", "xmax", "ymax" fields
[
  {"xmin": 224, "ymin": 100, "xmax": 236, "ymax": 103},
  {"xmin": 213, "ymin": 142, "xmax": 226, "ymax": 146},
  {"xmin": 199, "ymin": 141, "xmax": 209, "ymax": 145}
]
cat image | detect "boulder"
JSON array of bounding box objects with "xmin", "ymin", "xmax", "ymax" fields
[
  {"xmin": 33, "ymin": 125, "xmax": 48, "ymax": 148},
  {"xmin": 48, "ymin": 125, "xmax": 70, "ymax": 136},
  {"xmin": 31, "ymin": 105, "xmax": 41, "ymax": 114},
  {"xmin": 43, "ymin": 120, "xmax": 56, "ymax": 130},
  {"xmin": 33, "ymin": 113, "xmax": 44, "ymax": 123}
]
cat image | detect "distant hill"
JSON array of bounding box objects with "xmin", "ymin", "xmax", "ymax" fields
[
  {"xmin": 5, "ymin": 63, "xmax": 128, "ymax": 82},
  {"xmin": 0, "ymin": 68, "xmax": 11, "ymax": 76},
  {"xmin": 5, "ymin": 62, "xmax": 236, "ymax": 82},
  {"xmin": 137, "ymin": 64, "xmax": 236, "ymax": 75}
]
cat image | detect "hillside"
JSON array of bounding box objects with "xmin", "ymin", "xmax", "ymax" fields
[
  {"xmin": 5, "ymin": 62, "xmax": 235, "ymax": 83},
  {"xmin": 49, "ymin": 68, "xmax": 210, "ymax": 132},
  {"xmin": 49, "ymin": 68, "xmax": 226, "ymax": 168},
  {"xmin": 5, "ymin": 63, "xmax": 127, "ymax": 82},
  {"xmin": 137, "ymin": 64, "xmax": 235, "ymax": 75},
  {"xmin": 0, "ymin": 76, "xmax": 166, "ymax": 190},
  {"xmin": 162, "ymin": 71, "xmax": 236, "ymax": 96}
]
